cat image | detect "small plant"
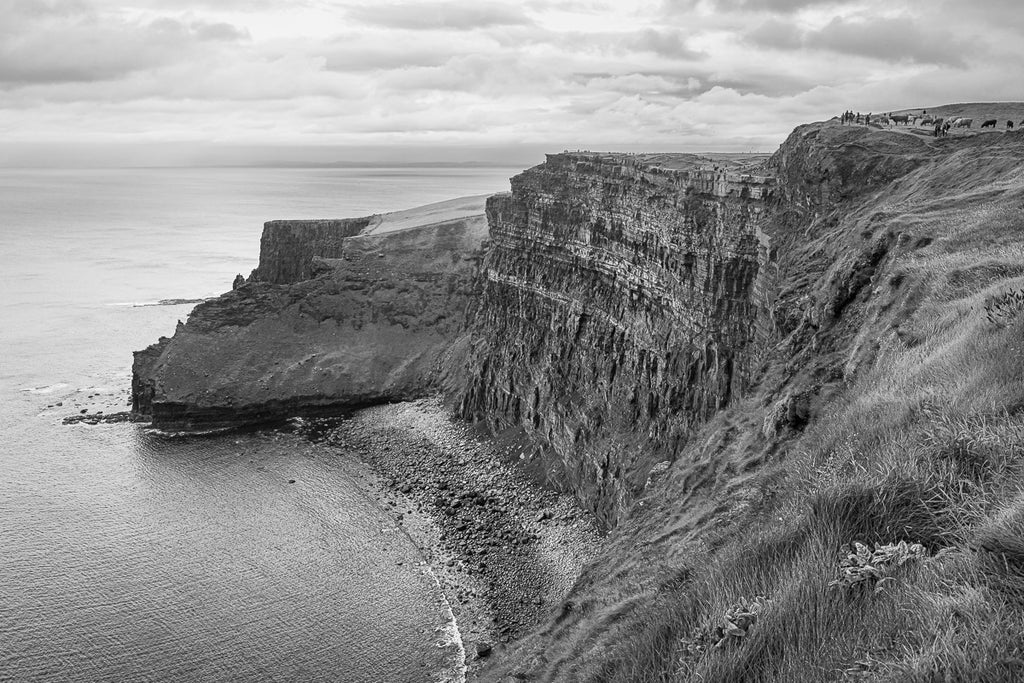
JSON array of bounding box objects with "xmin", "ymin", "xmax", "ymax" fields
[
  {"xmin": 984, "ymin": 288, "xmax": 1024, "ymax": 328},
  {"xmin": 713, "ymin": 595, "xmax": 772, "ymax": 647},
  {"xmin": 829, "ymin": 541, "xmax": 927, "ymax": 592},
  {"xmin": 678, "ymin": 595, "xmax": 772, "ymax": 665}
]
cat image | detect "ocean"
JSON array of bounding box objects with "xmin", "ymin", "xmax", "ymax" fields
[{"xmin": 0, "ymin": 165, "xmax": 523, "ymax": 682}]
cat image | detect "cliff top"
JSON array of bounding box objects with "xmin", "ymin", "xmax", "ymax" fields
[
  {"xmin": 361, "ymin": 193, "xmax": 490, "ymax": 235},
  {"xmin": 549, "ymin": 150, "xmax": 769, "ymax": 172}
]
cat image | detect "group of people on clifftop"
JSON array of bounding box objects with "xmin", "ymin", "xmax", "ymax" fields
[
  {"xmin": 840, "ymin": 110, "xmax": 873, "ymax": 125},
  {"xmin": 840, "ymin": 110, "xmax": 920, "ymax": 127}
]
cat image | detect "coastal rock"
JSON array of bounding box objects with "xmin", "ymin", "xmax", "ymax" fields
[
  {"xmin": 458, "ymin": 152, "xmax": 775, "ymax": 528},
  {"xmin": 132, "ymin": 198, "xmax": 490, "ymax": 431},
  {"xmin": 254, "ymin": 217, "xmax": 372, "ymax": 284}
]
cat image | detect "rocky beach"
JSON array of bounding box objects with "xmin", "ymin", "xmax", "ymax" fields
[{"xmin": 302, "ymin": 397, "xmax": 601, "ymax": 678}]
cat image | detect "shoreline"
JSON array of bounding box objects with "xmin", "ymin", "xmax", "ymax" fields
[
  {"xmin": 309, "ymin": 397, "xmax": 602, "ymax": 679},
  {"xmin": 61, "ymin": 393, "xmax": 602, "ymax": 679}
]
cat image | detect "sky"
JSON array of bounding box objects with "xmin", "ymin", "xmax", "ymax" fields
[{"xmin": 1, "ymin": 0, "xmax": 1021, "ymax": 166}]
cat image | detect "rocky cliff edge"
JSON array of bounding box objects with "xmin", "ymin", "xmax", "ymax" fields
[{"xmin": 132, "ymin": 197, "xmax": 490, "ymax": 431}]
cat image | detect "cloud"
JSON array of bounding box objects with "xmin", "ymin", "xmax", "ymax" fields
[
  {"xmin": 662, "ymin": 0, "xmax": 842, "ymax": 15},
  {"xmin": 0, "ymin": 0, "xmax": 1021, "ymax": 160},
  {"xmin": 744, "ymin": 19, "xmax": 802, "ymax": 50},
  {"xmin": 0, "ymin": 8, "xmax": 251, "ymax": 85},
  {"xmin": 807, "ymin": 16, "xmax": 971, "ymax": 66},
  {"xmin": 346, "ymin": 1, "xmax": 533, "ymax": 31},
  {"xmin": 745, "ymin": 15, "xmax": 973, "ymax": 67},
  {"xmin": 191, "ymin": 21, "xmax": 251, "ymax": 42},
  {"xmin": 625, "ymin": 29, "xmax": 703, "ymax": 60},
  {"xmin": 323, "ymin": 42, "xmax": 462, "ymax": 72},
  {"xmin": 710, "ymin": 72, "xmax": 815, "ymax": 97}
]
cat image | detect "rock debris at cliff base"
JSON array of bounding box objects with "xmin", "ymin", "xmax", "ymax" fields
[{"xmin": 312, "ymin": 397, "xmax": 600, "ymax": 676}]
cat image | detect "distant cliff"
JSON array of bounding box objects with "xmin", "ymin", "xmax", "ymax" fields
[{"xmin": 132, "ymin": 200, "xmax": 489, "ymax": 431}]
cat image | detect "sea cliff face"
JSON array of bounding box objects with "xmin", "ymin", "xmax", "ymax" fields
[
  {"xmin": 132, "ymin": 206, "xmax": 488, "ymax": 431},
  {"xmin": 254, "ymin": 217, "xmax": 371, "ymax": 284},
  {"xmin": 484, "ymin": 122, "xmax": 1024, "ymax": 682},
  {"xmin": 458, "ymin": 152, "xmax": 775, "ymax": 527}
]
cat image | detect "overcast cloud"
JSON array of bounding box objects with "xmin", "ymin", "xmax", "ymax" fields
[{"xmin": 0, "ymin": 0, "xmax": 1019, "ymax": 165}]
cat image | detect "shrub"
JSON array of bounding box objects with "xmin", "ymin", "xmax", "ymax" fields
[
  {"xmin": 983, "ymin": 288, "xmax": 1024, "ymax": 328},
  {"xmin": 829, "ymin": 541, "xmax": 928, "ymax": 591}
]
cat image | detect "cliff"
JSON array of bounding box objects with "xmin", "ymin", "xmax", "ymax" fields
[
  {"xmin": 481, "ymin": 122, "xmax": 1024, "ymax": 681},
  {"xmin": 458, "ymin": 152, "xmax": 775, "ymax": 528},
  {"xmin": 132, "ymin": 198, "xmax": 489, "ymax": 431}
]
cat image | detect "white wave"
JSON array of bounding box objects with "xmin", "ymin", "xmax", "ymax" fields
[
  {"xmin": 79, "ymin": 386, "xmax": 119, "ymax": 394},
  {"xmin": 144, "ymin": 425, "xmax": 234, "ymax": 437},
  {"xmin": 420, "ymin": 563, "xmax": 467, "ymax": 683},
  {"xmin": 21, "ymin": 383, "xmax": 70, "ymax": 394}
]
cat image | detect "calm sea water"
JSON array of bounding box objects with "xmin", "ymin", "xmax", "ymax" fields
[{"xmin": 0, "ymin": 166, "xmax": 521, "ymax": 682}]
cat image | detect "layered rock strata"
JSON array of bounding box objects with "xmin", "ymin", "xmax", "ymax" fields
[
  {"xmin": 484, "ymin": 121, "xmax": 1024, "ymax": 682},
  {"xmin": 458, "ymin": 152, "xmax": 775, "ymax": 527},
  {"xmin": 255, "ymin": 217, "xmax": 371, "ymax": 284},
  {"xmin": 132, "ymin": 200, "xmax": 489, "ymax": 431}
]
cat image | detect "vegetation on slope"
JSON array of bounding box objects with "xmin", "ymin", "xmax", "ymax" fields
[{"xmin": 487, "ymin": 121, "xmax": 1024, "ymax": 682}]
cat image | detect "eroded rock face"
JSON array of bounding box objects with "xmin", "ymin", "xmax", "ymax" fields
[
  {"xmin": 481, "ymin": 122, "xmax": 1024, "ymax": 683},
  {"xmin": 254, "ymin": 217, "xmax": 372, "ymax": 284},
  {"xmin": 132, "ymin": 212, "xmax": 488, "ymax": 431},
  {"xmin": 458, "ymin": 153, "xmax": 776, "ymax": 527}
]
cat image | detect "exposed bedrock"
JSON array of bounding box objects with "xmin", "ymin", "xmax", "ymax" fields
[
  {"xmin": 132, "ymin": 205, "xmax": 489, "ymax": 431},
  {"xmin": 457, "ymin": 152, "xmax": 777, "ymax": 528},
  {"xmin": 255, "ymin": 217, "xmax": 372, "ymax": 284},
  {"xmin": 482, "ymin": 122, "xmax": 1024, "ymax": 682},
  {"xmin": 456, "ymin": 126, "xmax": 944, "ymax": 530}
]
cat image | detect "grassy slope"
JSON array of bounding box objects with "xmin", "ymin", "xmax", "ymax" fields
[{"xmin": 485, "ymin": 123, "xmax": 1024, "ymax": 681}]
